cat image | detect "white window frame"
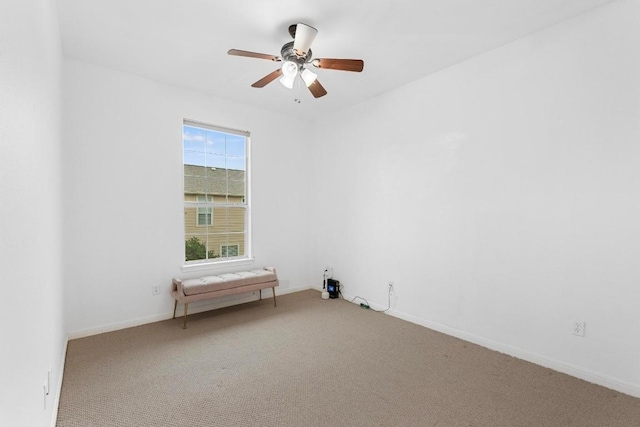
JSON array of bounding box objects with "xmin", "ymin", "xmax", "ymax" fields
[{"xmin": 182, "ymin": 119, "xmax": 252, "ymax": 268}]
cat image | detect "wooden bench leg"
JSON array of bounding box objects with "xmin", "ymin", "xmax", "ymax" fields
[
  {"xmin": 183, "ymin": 303, "xmax": 189, "ymax": 329},
  {"xmin": 272, "ymin": 287, "xmax": 277, "ymax": 307},
  {"xmin": 259, "ymin": 289, "xmax": 262, "ymax": 300},
  {"xmin": 173, "ymin": 299, "xmax": 178, "ymax": 319}
]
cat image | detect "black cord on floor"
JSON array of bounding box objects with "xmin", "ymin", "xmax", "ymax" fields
[{"xmin": 347, "ymin": 292, "xmax": 391, "ymax": 313}]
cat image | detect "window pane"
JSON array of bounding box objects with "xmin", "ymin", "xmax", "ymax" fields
[
  {"xmin": 184, "ymin": 206, "xmax": 197, "ymax": 230},
  {"xmin": 185, "ymin": 236, "xmax": 209, "ymax": 261},
  {"xmin": 203, "ymin": 173, "xmax": 229, "ymax": 198},
  {"xmin": 226, "ymin": 134, "xmax": 246, "ymax": 171},
  {"xmin": 227, "ymin": 207, "xmax": 245, "ymax": 233},
  {"xmin": 183, "ymin": 126, "xmax": 207, "ymax": 166},
  {"xmin": 203, "ymin": 153, "xmax": 226, "ymax": 169}
]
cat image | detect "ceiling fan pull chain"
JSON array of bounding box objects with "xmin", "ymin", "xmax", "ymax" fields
[{"xmin": 294, "ymin": 74, "xmax": 302, "ymax": 104}]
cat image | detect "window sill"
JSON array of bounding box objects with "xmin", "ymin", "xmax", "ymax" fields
[{"xmin": 181, "ymin": 257, "xmax": 255, "ymax": 273}]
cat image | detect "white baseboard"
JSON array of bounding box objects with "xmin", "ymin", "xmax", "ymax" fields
[
  {"xmin": 68, "ymin": 311, "xmax": 174, "ymax": 340},
  {"xmin": 274, "ymin": 284, "xmax": 314, "ymax": 296},
  {"xmin": 339, "ymin": 291, "xmax": 640, "ymax": 398},
  {"xmin": 388, "ymin": 308, "xmax": 640, "ymax": 398},
  {"xmin": 50, "ymin": 337, "xmax": 68, "ymax": 427},
  {"xmin": 67, "ymin": 285, "xmax": 313, "ymax": 340}
]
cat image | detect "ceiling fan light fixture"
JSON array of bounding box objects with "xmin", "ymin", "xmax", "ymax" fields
[
  {"xmin": 279, "ymin": 74, "xmax": 295, "ymax": 89},
  {"xmin": 300, "ymin": 68, "xmax": 317, "ymax": 87},
  {"xmin": 228, "ymin": 23, "xmax": 364, "ymax": 99},
  {"xmin": 281, "ymin": 60, "xmax": 299, "ymax": 78},
  {"xmin": 292, "ymin": 23, "xmax": 318, "ymax": 56}
]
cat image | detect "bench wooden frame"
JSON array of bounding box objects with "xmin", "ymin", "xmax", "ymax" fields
[{"xmin": 171, "ymin": 266, "xmax": 279, "ymax": 329}]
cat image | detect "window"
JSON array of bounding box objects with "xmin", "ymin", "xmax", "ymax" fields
[
  {"xmin": 196, "ymin": 195, "xmax": 212, "ymax": 226},
  {"xmin": 183, "ymin": 120, "xmax": 249, "ymax": 263}
]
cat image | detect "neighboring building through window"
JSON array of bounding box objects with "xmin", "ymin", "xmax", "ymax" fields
[{"xmin": 183, "ymin": 120, "xmax": 249, "ymax": 263}]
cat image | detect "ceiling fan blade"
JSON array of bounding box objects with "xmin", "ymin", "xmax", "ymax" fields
[
  {"xmin": 312, "ymin": 58, "xmax": 364, "ymax": 72},
  {"xmin": 251, "ymin": 69, "xmax": 283, "ymax": 88},
  {"xmin": 307, "ymin": 78, "xmax": 327, "ymax": 98},
  {"xmin": 228, "ymin": 49, "xmax": 280, "ymax": 61},
  {"xmin": 292, "ymin": 23, "xmax": 317, "ymax": 56}
]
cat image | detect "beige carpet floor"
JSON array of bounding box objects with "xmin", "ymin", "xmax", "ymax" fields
[{"xmin": 56, "ymin": 290, "xmax": 640, "ymax": 426}]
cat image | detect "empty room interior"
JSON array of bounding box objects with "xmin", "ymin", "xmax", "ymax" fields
[{"xmin": 1, "ymin": 0, "xmax": 639, "ymax": 426}]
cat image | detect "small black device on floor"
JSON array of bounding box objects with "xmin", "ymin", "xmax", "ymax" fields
[{"xmin": 327, "ymin": 279, "xmax": 340, "ymax": 299}]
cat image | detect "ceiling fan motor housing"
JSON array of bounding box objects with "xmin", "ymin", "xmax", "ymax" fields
[{"xmin": 280, "ymin": 41, "xmax": 312, "ymax": 71}]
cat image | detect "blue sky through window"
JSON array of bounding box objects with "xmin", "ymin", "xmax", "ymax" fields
[{"xmin": 183, "ymin": 125, "xmax": 246, "ymax": 170}]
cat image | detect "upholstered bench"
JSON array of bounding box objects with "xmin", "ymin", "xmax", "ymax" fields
[{"xmin": 172, "ymin": 266, "xmax": 279, "ymax": 329}]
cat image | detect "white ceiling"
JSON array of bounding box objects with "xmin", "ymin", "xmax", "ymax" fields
[{"xmin": 56, "ymin": 0, "xmax": 614, "ymax": 120}]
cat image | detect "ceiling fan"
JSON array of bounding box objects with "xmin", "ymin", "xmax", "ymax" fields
[{"xmin": 228, "ymin": 23, "xmax": 364, "ymax": 99}]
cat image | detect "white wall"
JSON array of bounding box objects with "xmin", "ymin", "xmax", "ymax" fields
[
  {"xmin": 62, "ymin": 59, "xmax": 314, "ymax": 336},
  {"xmin": 0, "ymin": 1, "xmax": 66, "ymax": 426},
  {"xmin": 311, "ymin": 0, "xmax": 640, "ymax": 396}
]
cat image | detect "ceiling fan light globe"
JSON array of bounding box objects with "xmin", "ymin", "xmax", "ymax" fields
[
  {"xmin": 281, "ymin": 61, "xmax": 298, "ymax": 78},
  {"xmin": 279, "ymin": 75, "xmax": 295, "ymax": 89},
  {"xmin": 301, "ymin": 69, "xmax": 317, "ymax": 87}
]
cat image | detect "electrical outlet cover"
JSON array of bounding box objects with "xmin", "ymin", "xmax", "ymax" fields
[{"xmin": 573, "ymin": 321, "xmax": 585, "ymax": 337}]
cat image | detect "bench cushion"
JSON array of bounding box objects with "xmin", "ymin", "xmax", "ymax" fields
[{"xmin": 182, "ymin": 269, "xmax": 277, "ymax": 296}]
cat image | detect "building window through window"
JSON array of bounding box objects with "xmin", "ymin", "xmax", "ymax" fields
[
  {"xmin": 221, "ymin": 244, "xmax": 239, "ymax": 257},
  {"xmin": 183, "ymin": 120, "xmax": 249, "ymax": 263},
  {"xmin": 196, "ymin": 195, "xmax": 213, "ymax": 226}
]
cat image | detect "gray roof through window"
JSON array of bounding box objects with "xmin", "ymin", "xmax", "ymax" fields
[{"xmin": 184, "ymin": 165, "xmax": 245, "ymax": 196}]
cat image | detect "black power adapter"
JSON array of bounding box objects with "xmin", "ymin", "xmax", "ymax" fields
[{"xmin": 327, "ymin": 279, "xmax": 340, "ymax": 299}]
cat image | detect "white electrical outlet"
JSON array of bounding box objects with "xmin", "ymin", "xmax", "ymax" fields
[
  {"xmin": 573, "ymin": 321, "xmax": 585, "ymax": 337},
  {"xmin": 324, "ymin": 267, "xmax": 333, "ymax": 279},
  {"xmin": 152, "ymin": 285, "xmax": 160, "ymax": 296}
]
